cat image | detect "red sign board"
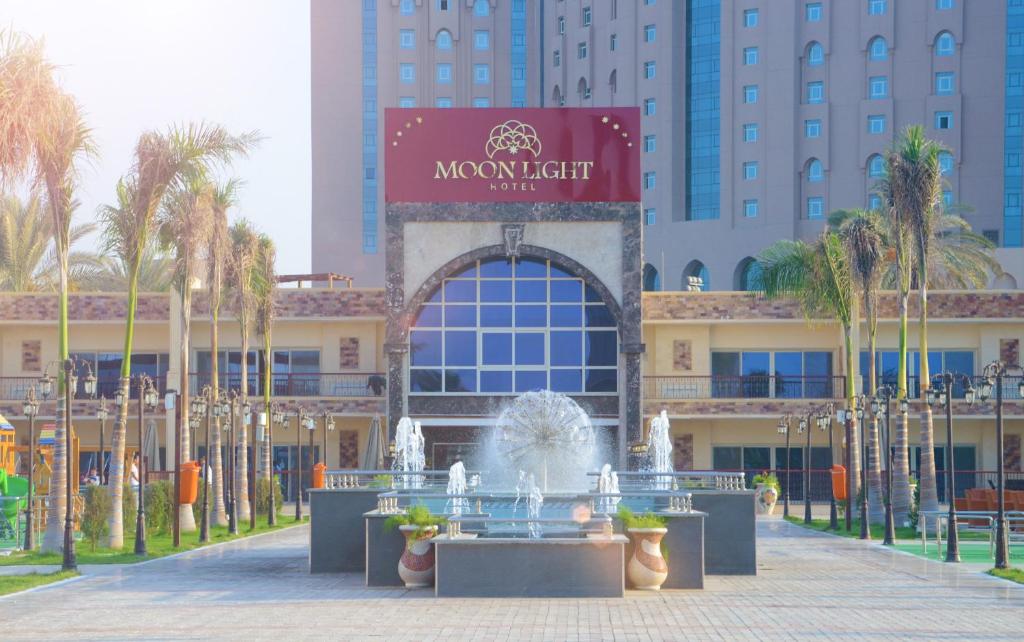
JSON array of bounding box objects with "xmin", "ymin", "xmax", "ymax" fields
[{"xmin": 384, "ymin": 108, "xmax": 641, "ymax": 203}]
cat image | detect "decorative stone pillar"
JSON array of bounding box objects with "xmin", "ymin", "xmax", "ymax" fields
[
  {"xmin": 622, "ymin": 343, "xmax": 645, "ymax": 470},
  {"xmin": 385, "ymin": 343, "xmax": 407, "ymax": 442}
]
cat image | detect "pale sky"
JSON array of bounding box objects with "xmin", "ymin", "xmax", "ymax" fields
[{"xmin": 5, "ymin": 0, "xmax": 312, "ymax": 275}]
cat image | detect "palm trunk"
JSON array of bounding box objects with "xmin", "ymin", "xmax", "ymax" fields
[
  {"xmin": 866, "ymin": 299, "xmax": 885, "ymax": 524},
  {"xmin": 178, "ymin": 286, "xmax": 197, "ymax": 532},
  {"xmin": 210, "ymin": 298, "xmax": 227, "ymax": 526},
  {"xmin": 42, "ymin": 263, "xmax": 69, "ymax": 552},
  {"xmin": 844, "ymin": 325, "xmax": 861, "ymax": 502},
  {"xmin": 261, "ymin": 327, "xmax": 272, "ymax": 481},
  {"xmin": 892, "ymin": 285, "xmax": 913, "ymax": 526},
  {"xmin": 107, "ymin": 261, "xmax": 141, "ymax": 548},
  {"xmin": 917, "ymin": 280, "xmax": 939, "ymax": 515},
  {"xmin": 236, "ymin": 321, "xmax": 251, "ymax": 521}
]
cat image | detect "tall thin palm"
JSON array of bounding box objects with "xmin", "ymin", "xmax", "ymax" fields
[
  {"xmin": 0, "ymin": 30, "xmax": 55, "ymax": 185},
  {"xmin": 758, "ymin": 232, "xmax": 861, "ymax": 502},
  {"xmin": 207, "ymin": 179, "xmax": 242, "ymax": 527},
  {"xmin": 0, "ymin": 192, "xmax": 97, "ymax": 291},
  {"xmin": 101, "ymin": 125, "xmax": 255, "ymax": 548},
  {"xmin": 159, "ymin": 175, "xmax": 212, "ymax": 533},
  {"xmin": 227, "ymin": 218, "xmax": 260, "ymax": 523},
  {"xmin": 833, "ymin": 209, "xmax": 888, "ymax": 524},
  {"xmin": 254, "ymin": 234, "xmax": 277, "ymax": 524},
  {"xmin": 79, "ymin": 239, "xmax": 174, "ymax": 292}
]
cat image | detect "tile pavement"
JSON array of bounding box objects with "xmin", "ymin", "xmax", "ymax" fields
[{"xmin": 1, "ymin": 518, "xmax": 1021, "ymax": 640}]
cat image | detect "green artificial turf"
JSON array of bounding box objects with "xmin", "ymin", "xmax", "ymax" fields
[{"xmin": 0, "ymin": 571, "xmax": 78, "ymax": 596}]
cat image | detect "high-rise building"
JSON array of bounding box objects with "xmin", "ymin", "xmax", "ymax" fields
[{"xmin": 313, "ymin": 0, "xmax": 1023, "ymax": 289}]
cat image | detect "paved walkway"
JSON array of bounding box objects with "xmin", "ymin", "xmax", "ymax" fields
[{"xmin": 0, "ymin": 518, "xmax": 1021, "ymax": 640}]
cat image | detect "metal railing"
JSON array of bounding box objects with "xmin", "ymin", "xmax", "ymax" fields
[
  {"xmin": 0, "ymin": 375, "xmax": 167, "ymax": 401},
  {"xmin": 644, "ymin": 375, "xmax": 844, "ymax": 400},
  {"xmin": 585, "ymin": 470, "xmax": 746, "ymax": 491},
  {"xmin": 188, "ymin": 372, "xmax": 386, "ymax": 398}
]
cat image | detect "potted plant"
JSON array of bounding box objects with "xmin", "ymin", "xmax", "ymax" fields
[
  {"xmin": 384, "ymin": 504, "xmax": 445, "ymax": 588},
  {"xmin": 618, "ymin": 506, "xmax": 669, "ymax": 591},
  {"xmin": 752, "ymin": 472, "xmax": 780, "ymax": 515}
]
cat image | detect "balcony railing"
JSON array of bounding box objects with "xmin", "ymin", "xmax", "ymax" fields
[
  {"xmin": 644, "ymin": 375, "xmax": 845, "ymax": 400},
  {"xmin": 861, "ymin": 375, "xmax": 1024, "ymax": 401},
  {"xmin": 0, "ymin": 375, "xmax": 167, "ymax": 401},
  {"xmin": 188, "ymin": 372, "xmax": 386, "ymax": 398}
]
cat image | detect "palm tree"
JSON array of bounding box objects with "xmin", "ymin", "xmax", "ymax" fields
[
  {"xmin": 227, "ymin": 218, "xmax": 260, "ymax": 523},
  {"xmin": 254, "ymin": 233, "xmax": 277, "ymax": 525},
  {"xmin": 758, "ymin": 231, "xmax": 861, "ymax": 505},
  {"xmin": 79, "ymin": 239, "xmax": 174, "ymax": 292},
  {"xmin": 100, "ymin": 125, "xmax": 255, "ymax": 548},
  {"xmin": 206, "ymin": 179, "xmax": 241, "ymax": 527},
  {"xmin": 0, "ymin": 30, "xmax": 55, "ymax": 185},
  {"xmin": 158, "ymin": 176, "xmax": 213, "ymax": 533},
  {"xmin": 833, "ymin": 209, "xmax": 888, "ymax": 524},
  {"xmin": 0, "ymin": 192, "xmax": 97, "ymax": 291}
]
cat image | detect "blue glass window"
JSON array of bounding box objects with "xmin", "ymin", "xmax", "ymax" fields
[
  {"xmin": 475, "ymin": 30, "xmax": 490, "ymax": 50},
  {"xmin": 686, "ymin": 0, "xmax": 721, "ymax": 221},
  {"xmin": 869, "ymin": 37, "xmax": 887, "ymax": 60},
  {"xmin": 361, "ymin": 0, "xmax": 378, "ymax": 253},
  {"xmin": 806, "ymin": 3, "xmax": 822, "ymax": 22},
  {"xmin": 936, "ymin": 32, "xmax": 955, "ymax": 56},
  {"xmin": 437, "ymin": 30, "xmax": 453, "ymax": 50},
  {"xmin": 1005, "ymin": 4, "xmax": 1023, "ymax": 247},
  {"xmin": 805, "ymin": 119, "xmax": 821, "ymax": 138},
  {"xmin": 744, "ymin": 85, "xmax": 758, "ymax": 104},
  {"xmin": 868, "ymin": 115, "xmax": 886, "ymax": 134},
  {"xmin": 808, "ymin": 42, "xmax": 824, "ymax": 66}
]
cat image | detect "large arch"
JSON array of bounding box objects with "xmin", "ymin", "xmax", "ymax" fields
[
  {"xmin": 683, "ymin": 260, "xmax": 709, "ymax": 291},
  {"xmin": 733, "ymin": 257, "xmax": 762, "ymax": 291}
]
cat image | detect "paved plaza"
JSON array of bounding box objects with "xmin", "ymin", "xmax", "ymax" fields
[{"xmin": 1, "ymin": 519, "xmax": 1021, "ymax": 641}]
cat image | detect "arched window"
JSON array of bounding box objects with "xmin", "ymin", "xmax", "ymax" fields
[
  {"xmin": 577, "ymin": 77, "xmax": 591, "ymax": 102},
  {"xmin": 807, "ymin": 42, "xmax": 824, "ymax": 66},
  {"xmin": 935, "ymin": 31, "xmax": 955, "ymax": 56},
  {"xmin": 683, "ymin": 261, "xmax": 709, "ymax": 291},
  {"xmin": 869, "ymin": 36, "xmax": 888, "ymax": 60},
  {"xmin": 868, "ymin": 154, "xmax": 885, "ymax": 177},
  {"xmin": 609, "ymin": 69, "xmax": 617, "ymax": 94},
  {"xmin": 410, "ymin": 257, "xmax": 619, "ymax": 394},
  {"xmin": 938, "ymin": 151, "xmax": 954, "ymax": 175},
  {"xmin": 643, "ymin": 263, "xmax": 661, "ymax": 292},
  {"xmin": 436, "ymin": 30, "xmax": 453, "ymax": 50},
  {"xmin": 552, "ymin": 85, "xmax": 564, "ymax": 106},
  {"xmin": 807, "ymin": 158, "xmax": 824, "ymax": 182},
  {"xmin": 473, "ymin": 0, "xmax": 489, "ymax": 17},
  {"xmin": 734, "ymin": 258, "xmax": 763, "ymax": 291}
]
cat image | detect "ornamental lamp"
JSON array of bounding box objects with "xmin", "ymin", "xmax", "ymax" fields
[
  {"xmin": 114, "ymin": 387, "xmax": 126, "ymax": 408},
  {"xmin": 964, "ymin": 382, "xmax": 976, "ymax": 405},
  {"xmin": 327, "ymin": 416, "xmax": 336, "ymax": 431},
  {"xmin": 979, "ymin": 378, "xmax": 994, "ymax": 402},
  {"xmin": 870, "ymin": 398, "xmax": 880, "ymax": 415},
  {"xmin": 798, "ymin": 418, "xmax": 807, "ymax": 433},
  {"xmin": 83, "ymin": 372, "xmax": 97, "ymax": 397},
  {"xmin": 38, "ymin": 374, "xmax": 53, "ymax": 399},
  {"xmin": 776, "ymin": 418, "xmax": 787, "ymax": 434},
  {"xmin": 898, "ymin": 398, "xmax": 909, "ymax": 414},
  {"xmin": 68, "ymin": 373, "xmax": 78, "ymax": 398},
  {"xmin": 242, "ymin": 401, "xmax": 252, "ymax": 417},
  {"xmin": 836, "ymin": 408, "xmax": 846, "ymax": 424}
]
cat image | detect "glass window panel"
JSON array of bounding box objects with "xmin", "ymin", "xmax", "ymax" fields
[
  {"xmin": 482, "ymin": 333, "xmax": 513, "ymax": 365},
  {"xmin": 550, "ymin": 331, "xmax": 583, "ymax": 366},
  {"xmin": 550, "ymin": 280, "xmax": 582, "ymax": 302},
  {"xmin": 444, "ymin": 305, "xmax": 476, "ymax": 327},
  {"xmin": 515, "ymin": 280, "xmax": 546, "ymax": 302},
  {"xmin": 944, "ymin": 351, "xmax": 973, "ymax": 376},
  {"xmin": 774, "ymin": 352, "xmax": 803, "ymax": 399},
  {"xmin": 426, "ymin": 287, "xmax": 442, "ymax": 303},
  {"xmin": 480, "ymin": 305, "xmax": 513, "ymax": 327},
  {"xmin": 515, "ymin": 333, "xmax": 545, "ymax": 365},
  {"xmin": 515, "ymin": 305, "xmax": 546, "ymax": 327},
  {"xmin": 410, "ymin": 369, "xmax": 442, "ymax": 392},
  {"xmin": 480, "ymin": 370, "xmax": 513, "ymax": 392},
  {"xmin": 550, "ymin": 263, "xmax": 574, "ymax": 278},
  {"xmin": 515, "ymin": 371, "xmax": 547, "ymax": 393},
  {"xmin": 804, "ymin": 352, "xmax": 831, "ymax": 377},
  {"xmin": 291, "ymin": 351, "xmax": 320, "ymax": 372},
  {"xmin": 711, "ymin": 352, "xmax": 740, "ymax": 377},
  {"xmin": 585, "ymin": 369, "xmax": 617, "ymax": 392},
  {"xmin": 415, "ymin": 305, "xmax": 442, "ymax": 326},
  {"xmin": 445, "ymin": 330, "xmax": 476, "ymax": 366},
  {"xmin": 550, "ymin": 305, "xmax": 583, "ymax": 327},
  {"xmin": 445, "ymin": 369, "xmax": 476, "ymax": 392},
  {"xmin": 516, "ymin": 258, "xmax": 547, "ymax": 277},
  {"xmin": 585, "ymin": 305, "xmax": 615, "ymax": 327},
  {"xmin": 743, "ymin": 447, "xmax": 771, "ymax": 472},
  {"xmin": 480, "ymin": 280, "xmax": 512, "ymax": 302},
  {"xmin": 452, "ymin": 264, "xmax": 477, "ymax": 279},
  {"xmin": 584, "ymin": 285, "xmax": 603, "ymax": 302},
  {"xmin": 410, "ymin": 330, "xmax": 442, "ymax": 366},
  {"xmin": 742, "ymin": 352, "xmax": 770, "ymax": 376},
  {"xmin": 713, "ymin": 447, "xmax": 741, "ymax": 470},
  {"xmin": 480, "ymin": 258, "xmax": 513, "ymax": 277},
  {"xmin": 444, "ymin": 280, "xmax": 476, "ymax": 302},
  {"xmin": 585, "ymin": 331, "xmax": 617, "ymax": 367},
  {"xmin": 550, "ymin": 369, "xmax": 583, "ymax": 392}
]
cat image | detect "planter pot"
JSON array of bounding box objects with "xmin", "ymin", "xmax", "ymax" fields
[
  {"xmin": 755, "ymin": 483, "xmax": 779, "ymax": 516},
  {"xmin": 626, "ymin": 527, "xmax": 668, "ymax": 591},
  {"xmin": 397, "ymin": 524, "xmax": 438, "ymax": 588}
]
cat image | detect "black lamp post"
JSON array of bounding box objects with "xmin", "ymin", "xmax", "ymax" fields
[
  {"xmin": 223, "ymin": 391, "xmax": 238, "ymax": 535},
  {"xmin": 269, "ymin": 404, "xmax": 286, "ymax": 526},
  {"xmin": 872, "ymin": 385, "xmax": 904, "ymax": 546},
  {"xmin": 197, "ymin": 387, "xmax": 215, "ymax": 542},
  {"xmin": 778, "ymin": 415, "xmax": 791, "ymax": 518},
  {"xmin": 22, "ymin": 387, "xmax": 39, "ymax": 551},
  {"xmin": 294, "ymin": 408, "xmax": 308, "ymax": 521},
  {"xmin": 304, "ymin": 411, "xmax": 316, "ymax": 512},
  {"xmin": 978, "ymin": 362, "xmax": 1023, "ymax": 570},
  {"xmin": 61, "ymin": 360, "xmax": 76, "ymax": 571},
  {"xmin": 927, "ymin": 372, "xmax": 975, "ymax": 563},
  {"xmin": 97, "ymin": 398, "xmax": 109, "ymax": 485},
  {"xmin": 801, "ymin": 413, "xmax": 812, "ymax": 524},
  {"xmin": 239, "ymin": 397, "xmax": 253, "ymax": 531},
  {"xmin": 822, "ymin": 405, "xmax": 837, "ymax": 530},
  {"xmin": 855, "ymin": 399, "xmax": 870, "ymax": 540},
  {"xmin": 321, "ymin": 411, "xmax": 335, "ymax": 467},
  {"xmin": 132, "ymin": 375, "xmax": 159, "ymax": 555}
]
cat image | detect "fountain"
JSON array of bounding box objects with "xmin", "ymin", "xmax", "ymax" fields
[
  {"xmin": 644, "ymin": 410, "xmax": 673, "ymax": 490},
  {"xmin": 526, "ymin": 474, "xmax": 543, "ymax": 539},
  {"xmin": 392, "ymin": 417, "xmax": 425, "ymax": 489},
  {"xmin": 597, "ymin": 463, "xmax": 620, "ymax": 514},
  {"xmin": 446, "ymin": 461, "xmax": 469, "ymax": 515},
  {"xmin": 489, "ymin": 389, "xmax": 598, "ymax": 492}
]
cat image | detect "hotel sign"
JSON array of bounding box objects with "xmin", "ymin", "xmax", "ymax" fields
[{"xmin": 384, "ymin": 108, "xmax": 641, "ymax": 203}]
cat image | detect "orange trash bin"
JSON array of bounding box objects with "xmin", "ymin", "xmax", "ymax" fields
[
  {"xmin": 831, "ymin": 465, "xmax": 847, "ymax": 501},
  {"xmin": 312, "ymin": 463, "xmax": 326, "ymax": 489},
  {"xmin": 178, "ymin": 461, "xmax": 200, "ymax": 504}
]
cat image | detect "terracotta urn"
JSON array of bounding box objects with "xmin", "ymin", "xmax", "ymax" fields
[
  {"xmin": 626, "ymin": 527, "xmax": 669, "ymax": 590},
  {"xmin": 397, "ymin": 524, "xmax": 438, "ymax": 588},
  {"xmin": 756, "ymin": 483, "xmax": 779, "ymax": 515}
]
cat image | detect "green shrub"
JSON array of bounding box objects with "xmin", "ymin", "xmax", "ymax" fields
[
  {"xmin": 752, "ymin": 472, "xmax": 780, "ymax": 492},
  {"xmin": 144, "ymin": 481, "xmax": 174, "ymax": 535},
  {"xmin": 383, "ymin": 504, "xmax": 444, "ymax": 538},
  {"xmin": 369, "ymin": 474, "xmax": 393, "ymax": 489},
  {"xmin": 255, "ymin": 476, "xmax": 284, "ymax": 516},
  {"xmin": 909, "ymin": 480, "xmax": 920, "ymax": 529},
  {"xmin": 81, "ymin": 486, "xmax": 111, "ymax": 551},
  {"xmin": 616, "ymin": 505, "xmax": 666, "ymax": 529}
]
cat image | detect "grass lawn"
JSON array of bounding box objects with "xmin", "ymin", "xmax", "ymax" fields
[
  {"xmin": 989, "ymin": 567, "xmax": 1024, "ymax": 584},
  {"xmin": 0, "ymin": 571, "xmax": 79, "ymax": 597},
  {"xmin": 784, "ymin": 515, "xmax": 993, "ymax": 542},
  {"xmin": 0, "ymin": 515, "xmax": 305, "ymax": 566},
  {"xmin": 893, "ymin": 541, "xmax": 1024, "ymax": 565}
]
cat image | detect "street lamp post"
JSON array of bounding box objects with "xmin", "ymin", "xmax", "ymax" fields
[
  {"xmin": 872, "ymin": 385, "xmax": 901, "ymax": 546},
  {"xmin": 927, "ymin": 372, "xmax": 974, "ymax": 563},
  {"xmin": 97, "ymin": 398, "xmax": 109, "ymax": 485},
  {"xmin": 240, "ymin": 398, "xmax": 253, "ymax": 531},
  {"xmin": 224, "ymin": 391, "xmax": 238, "ymax": 535},
  {"xmin": 978, "ymin": 362, "xmax": 1022, "ymax": 570},
  {"xmin": 269, "ymin": 405, "xmax": 285, "ymax": 526},
  {"xmin": 22, "ymin": 387, "xmax": 39, "ymax": 551},
  {"xmin": 200, "ymin": 387, "xmax": 217, "ymax": 543},
  {"xmin": 321, "ymin": 411, "xmax": 335, "ymax": 467},
  {"xmin": 778, "ymin": 416, "xmax": 791, "ymax": 518},
  {"xmin": 856, "ymin": 400, "xmax": 870, "ymax": 540},
  {"xmin": 134, "ymin": 375, "xmax": 159, "ymax": 556},
  {"xmin": 825, "ymin": 407, "xmax": 838, "ymax": 531},
  {"xmin": 801, "ymin": 414, "xmax": 812, "ymax": 524},
  {"xmin": 304, "ymin": 412, "xmax": 316, "ymax": 513},
  {"xmin": 293, "ymin": 408, "xmax": 311, "ymax": 521}
]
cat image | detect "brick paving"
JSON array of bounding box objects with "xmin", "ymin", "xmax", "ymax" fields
[{"xmin": 1, "ymin": 518, "xmax": 1021, "ymax": 641}]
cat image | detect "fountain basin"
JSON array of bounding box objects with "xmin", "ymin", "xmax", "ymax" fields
[
  {"xmin": 434, "ymin": 534, "xmax": 628, "ymax": 598},
  {"xmin": 690, "ymin": 490, "xmax": 756, "ymax": 575},
  {"xmin": 309, "ymin": 487, "xmax": 382, "ymax": 573}
]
